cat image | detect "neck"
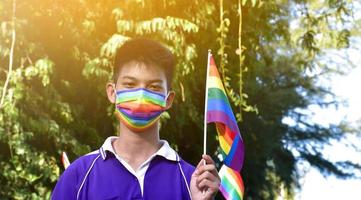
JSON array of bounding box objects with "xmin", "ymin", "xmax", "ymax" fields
[{"xmin": 113, "ymin": 122, "xmax": 161, "ymax": 171}]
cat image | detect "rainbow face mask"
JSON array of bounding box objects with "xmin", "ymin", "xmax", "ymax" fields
[{"xmin": 114, "ymin": 88, "xmax": 168, "ymax": 132}]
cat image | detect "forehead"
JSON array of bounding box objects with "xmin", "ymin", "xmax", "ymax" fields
[{"xmin": 117, "ymin": 61, "xmax": 167, "ymax": 83}]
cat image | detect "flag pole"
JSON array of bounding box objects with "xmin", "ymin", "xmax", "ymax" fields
[
  {"xmin": 202, "ymin": 50, "xmax": 211, "ymax": 195},
  {"xmin": 203, "ymin": 50, "xmax": 211, "ymax": 156}
]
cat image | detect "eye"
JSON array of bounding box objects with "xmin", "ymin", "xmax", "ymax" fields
[
  {"xmin": 148, "ymin": 85, "xmax": 162, "ymax": 91},
  {"xmin": 122, "ymin": 82, "xmax": 135, "ymax": 89}
]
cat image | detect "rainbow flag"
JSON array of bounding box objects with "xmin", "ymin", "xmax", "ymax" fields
[
  {"xmin": 205, "ymin": 52, "xmax": 245, "ymax": 200},
  {"xmin": 219, "ymin": 165, "xmax": 244, "ymax": 200},
  {"xmin": 206, "ymin": 53, "xmax": 245, "ymax": 170}
]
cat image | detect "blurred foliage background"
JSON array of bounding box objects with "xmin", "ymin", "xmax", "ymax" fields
[{"xmin": 0, "ymin": 0, "xmax": 360, "ymax": 199}]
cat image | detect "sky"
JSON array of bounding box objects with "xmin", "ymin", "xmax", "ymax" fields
[{"xmin": 295, "ymin": 44, "xmax": 361, "ymax": 199}]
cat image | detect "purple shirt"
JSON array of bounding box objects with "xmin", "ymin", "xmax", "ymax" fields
[{"xmin": 51, "ymin": 145, "xmax": 195, "ymax": 200}]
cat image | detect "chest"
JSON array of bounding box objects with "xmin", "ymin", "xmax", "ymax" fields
[{"xmin": 78, "ymin": 157, "xmax": 190, "ymax": 200}]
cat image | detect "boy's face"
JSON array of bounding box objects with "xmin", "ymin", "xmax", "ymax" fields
[{"xmin": 106, "ymin": 61, "xmax": 175, "ymax": 110}]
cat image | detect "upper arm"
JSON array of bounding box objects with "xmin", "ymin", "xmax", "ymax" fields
[
  {"xmin": 181, "ymin": 160, "xmax": 196, "ymax": 183},
  {"xmin": 51, "ymin": 162, "xmax": 80, "ymax": 200}
]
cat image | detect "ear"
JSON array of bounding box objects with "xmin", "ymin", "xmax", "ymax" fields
[
  {"xmin": 165, "ymin": 91, "xmax": 175, "ymax": 109},
  {"xmin": 106, "ymin": 82, "xmax": 116, "ymax": 104}
]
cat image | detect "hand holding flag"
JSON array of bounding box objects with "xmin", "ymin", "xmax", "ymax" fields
[{"xmin": 190, "ymin": 155, "xmax": 221, "ymax": 200}]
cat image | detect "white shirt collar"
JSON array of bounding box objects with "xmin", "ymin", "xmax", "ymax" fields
[{"xmin": 99, "ymin": 136, "xmax": 178, "ymax": 162}]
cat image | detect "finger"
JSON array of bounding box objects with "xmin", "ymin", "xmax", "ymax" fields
[
  {"xmin": 199, "ymin": 158, "xmax": 220, "ymax": 180},
  {"xmin": 196, "ymin": 171, "xmax": 217, "ymax": 185},
  {"xmin": 198, "ymin": 178, "xmax": 219, "ymax": 190},
  {"xmin": 204, "ymin": 181, "xmax": 220, "ymax": 198},
  {"xmin": 197, "ymin": 164, "xmax": 217, "ymax": 176},
  {"xmin": 197, "ymin": 165, "xmax": 220, "ymax": 188},
  {"xmin": 202, "ymin": 154, "xmax": 215, "ymax": 165}
]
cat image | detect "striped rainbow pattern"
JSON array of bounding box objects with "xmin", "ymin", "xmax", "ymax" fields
[
  {"xmin": 206, "ymin": 54, "xmax": 245, "ymax": 170},
  {"xmin": 206, "ymin": 53, "xmax": 245, "ymax": 200},
  {"xmin": 115, "ymin": 88, "xmax": 166, "ymax": 131},
  {"xmin": 219, "ymin": 164, "xmax": 244, "ymax": 200}
]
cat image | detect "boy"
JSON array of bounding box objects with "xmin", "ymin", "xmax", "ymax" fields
[{"xmin": 52, "ymin": 38, "xmax": 220, "ymax": 200}]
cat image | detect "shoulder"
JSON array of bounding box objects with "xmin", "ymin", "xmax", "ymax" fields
[
  {"xmin": 72, "ymin": 150, "xmax": 102, "ymax": 171},
  {"xmin": 51, "ymin": 151, "xmax": 101, "ymax": 200},
  {"xmin": 178, "ymin": 158, "xmax": 196, "ymax": 178},
  {"xmin": 64, "ymin": 151, "xmax": 101, "ymax": 179},
  {"xmin": 179, "ymin": 159, "xmax": 195, "ymax": 171}
]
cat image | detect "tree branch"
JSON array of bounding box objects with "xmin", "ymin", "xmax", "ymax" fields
[{"xmin": 0, "ymin": 0, "xmax": 16, "ymax": 109}]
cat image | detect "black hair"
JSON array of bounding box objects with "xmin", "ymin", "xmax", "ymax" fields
[{"xmin": 113, "ymin": 38, "xmax": 175, "ymax": 90}]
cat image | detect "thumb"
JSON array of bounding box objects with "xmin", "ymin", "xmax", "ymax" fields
[
  {"xmin": 196, "ymin": 158, "xmax": 205, "ymax": 169},
  {"xmin": 192, "ymin": 159, "xmax": 204, "ymax": 177}
]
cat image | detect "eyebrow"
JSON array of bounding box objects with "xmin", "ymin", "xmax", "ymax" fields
[
  {"xmin": 120, "ymin": 76, "xmax": 137, "ymax": 81},
  {"xmin": 147, "ymin": 79, "xmax": 163, "ymax": 84},
  {"xmin": 120, "ymin": 76, "xmax": 163, "ymax": 84}
]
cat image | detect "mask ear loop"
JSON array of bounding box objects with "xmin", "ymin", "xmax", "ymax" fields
[
  {"xmin": 163, "ymin": 91, "xmax": 171, "ymax": 110},
  {"xmin": 113, "ymin": 83, "xmax": 118, "ymax": 109}
]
